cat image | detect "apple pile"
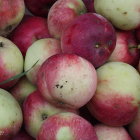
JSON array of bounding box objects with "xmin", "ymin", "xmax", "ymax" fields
[{"xmin": 0, "ymin": 0, "xmax": 140, "ymax": 140}]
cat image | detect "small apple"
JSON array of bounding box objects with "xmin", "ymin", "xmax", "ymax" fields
[
  {"xmin": 25, "ymin": 0, "xmax": 57, "ymax": 17},
  {"xmin": 61, "ymin": 13, "xmax": 116, "ymax": 68},
  {"xmin": 37, "ymin": 53, "xmax": 97, "ymax": 109},
  {"xmin": 108, "ymin": 30, "xmax": 140, "ymax": 66},
  {"xmin": 9, "ymin": 16, "xmax": 51, "ymax": 56},
  {"xmin": 94, "ymin": 124, "xmax": 132, "ymax": 140},
  {"xmin": 94, "ymin": 0, "xmax": 140, "ymax": 30},
  {"xmin": 87, "ymin": 62, "xmax": 140, "ymax": 126},
  {"xmin": 0, "ymin": 0, "xmax": 25, "ymax": 36},
  {"xmin": 0, "ymin": 36, "xmax": 23, "ymax": 89},
  {"xmin": 0, "ymin": 88, "xmax": 23, "ymax": 139},
  {"xmin": 47, "ymin": 0, "xmax": 86, "ymax": 39},
  {"xmin": 24, "ymin": 38, "xmax": 61, "ymax": 85},
  {"xmin": 128, "ymin": 107, "xmax": 140, "ymax": 140},
  {"xmin": 23, "ymin": 90, "xmax": 78, "ymax": 138},
  {"xmin": 12, "ymin": 129, "xmax": 34, "ymax": 140},
  {"xmin": 37, "ymin": 112, "xmax": 98, "ymax": 140},
  {"xmin": 82, "ymin": 0, "xmax": 95, "ymax": 12},
  {"xmin": 10, "ymin": 76, "xmax": 37, "ymax": 105}
]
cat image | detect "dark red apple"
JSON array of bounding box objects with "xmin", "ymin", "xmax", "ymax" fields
[
  {"xmin": 9, "ymin": 16, "xmax": 51, "ymax": 56},
  {"xmin": 108, "ymin": 30, "xmax": 140, "ymax": 66},
  {"xmin": 61, "ymin": 13, "xmax": 116, "ymax": 68},
  {"xmin": 25, "ymin": 0, "xmax": 57, "ymax": 17}
]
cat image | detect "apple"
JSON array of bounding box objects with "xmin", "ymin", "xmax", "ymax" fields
[
  {"xmin": 108, "ymin": 30, "xmax": 140, "ymax": 66},
  {"xmin": 37, "ymin": 53, "xmax": 97, "ymax": 109},
  {"xmin": 37, "ymin": 112, "xmax": 98, "ymax": 140},
  {"xmin": 23, "ymin": 90, "xmax": 78, "ymax": 138},
  {"xmin": 61, "ymin": 13, "xmax": 116, "ymax": 68},
  {"xmin": 94, "ymin": 124, "xmax": 132, "ymax": 140},
  {"xmin": 9, "ymin": 16, "xmax": 51, "ymax": 56},
  {"xmin": 82, "ymin": 0, "xmax": 95, "ymax": 12},
  {"xmin": 0, "ymin": 36, "xmax": 23, "ymax": 89},
  {"xmin": 12, "ymin": 129, "xmax": 34, "ymax": 140},
  {"xmin": 128, "ymin": 107, "xmax": 140, "ymax": 140},
  {"xmin": 94, "ymin": 0, "xmax": 140, "ymax": 30},
  {"xmin": 25, "ymin": 0, "xmax": 57, "ymax": 17},
  {"xmin": 0, "ymin": 88, "xmax": 23, "ymax": 139},
  {"xmin": 10, "ymin": 76, "xmax": 37, "ymax": 105},
  {"xmin": 47, "ymin": 0, "xmax": 86, "ymax": 39},
  {"xmin": 24, "ymin": 38, "xmax": 61, "ymax": 85},
  {"xmin": 0, "ymin": 0, "xmax": 25, "ymax": 37},
  {"xmin": 136, "ymin": 27, "xmax": 140, "ymax": 43},
  {"xmin": 87, "ymin": 62, "xmax": 140, "ymax": 126}
]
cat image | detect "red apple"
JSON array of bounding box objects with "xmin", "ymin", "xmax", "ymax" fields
[
  {"xmin": 128, "ymin": 107, "xmax": 140, "ymax": 140},
  {"xmin": 23, "ymin": 90, "xmax": 78, "ymax": 138},
  {"xmin": 0, "ymin": 0, "xmax": 25, "ymax": 36},
  {"xmin": 37, "ymin": 112, "xmax": 98, "ymax": 140},
  {"xmin": 25, "ymin": 0, "xmax": 57, "ymax": 17},
  {"xmin": 9, "ymin": 16, "xmax": 51, "ymax": 56},
  {"xmin": 47, "ymin": 0, "xmax": 86, "ymax": 39},
  {"xmin": 61, "ymin": 13, "xmax": 116, "ymax": 68},
  {"xmin": 82, "ymin": 0, "xmax": 95, "ymax": 12},
  {"xmin": 12, "ymin": 129, "xmax": 34, "ymax": 140},
  {"xmin": 0, "ymin": 36, "xmax": 23, "ymax": 89},
  {"xmin": 87, "ymin": 62, "xmax": 140, "ymax": 126},
  {"xmin": 10, "ymin": 76, "xmax": 36, "ymax": 105},
  {"xmin": 37, "ymin": 53, "xmax": 97, "ymax": 109},
  {"xmin": 94, "ymin": 124, "xmax": 132, "ymax": 140},
  {"xmin": 108, "ymin": 30, "xmax": 140, "ymax": 66}
]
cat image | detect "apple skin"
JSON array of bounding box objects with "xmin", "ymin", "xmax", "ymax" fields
[
  {"xmin": 47, "ymin": 0, "xmax": 86, "ymax": 39},
  {"xmin": 23, "ymin": 90, "xmax": 78, "ymax": 138},
  {"xmin": 0, "ymin": 36, "xmax": 23, "ymax": 89},
  {"xmin": 87, "ymin": 62, "xmax": 140, "ymax": 126},
  {"xmin": 24, "ymin": 38, "xmax": 61, "ymax": 85},
  {"xmin": 37, "ymin": 53, "xmax": 97, "ymax": 109},
  {"xmin": 61, "ymin": 13, "xmax": 116, "ymax": 68},
  {"xmin": 25, "ymin": 0, "xmax": 57, "ymax": 17},
  {"xmin": 12, "ymin": 129, "xmax": 34, "ymax": 140},
  {"xmin": 94, "ymin": 0, "xmax": 140, "ymax": 30},
  {"xmin": 0, "ymin": 0, "xmax": 25, "ymax": 37},
  {"xmin": 9, "ymin": 16, "xmax": 51, "ymax": 56},
  {"xmin": 37, "ymin": 112, "xmax": 98, "ymax": 140},
  {"xmin": 82, "ymin": 0, "xmax": 95, "ymax": 12},
  {"xmin": 94, "ymin": 124, "xmax": 132, "ymax": 140},
  {"xmin": 108, "ymin": 30, "xmax": 140, "ymax": 66},
  {"xmin": 10, "ymin": 76, "xmax": 37, "ymax": 105},
  {"xmin": 0, "ymin": 88, "xmax": 23, "ymax": 140}
]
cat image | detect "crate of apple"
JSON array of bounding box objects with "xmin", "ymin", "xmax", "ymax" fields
[{"xmin": 0, "ymin": 0, "xmax": 140, "ymax": 140}]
